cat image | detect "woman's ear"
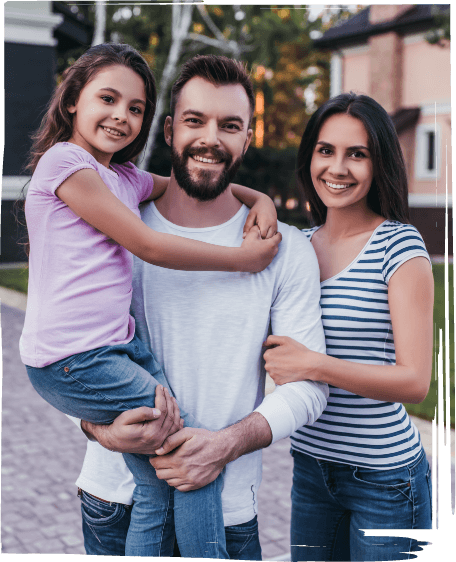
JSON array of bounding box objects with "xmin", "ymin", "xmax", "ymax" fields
[{"xmin": 164, "ymin": 116, "xmax": 173, "ymax": 147}]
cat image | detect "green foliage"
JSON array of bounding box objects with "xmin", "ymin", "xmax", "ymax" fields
[
  {"xmin": 0, "ymin": 267, "xmax": 29, "ymax": 294},
  {"xmin": 426, "ymin": 6, "xmax": 451, "ymax": 46}
]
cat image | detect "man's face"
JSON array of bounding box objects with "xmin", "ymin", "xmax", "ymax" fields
[{"xmin": 165, "ymin": 76, "xmax": 253, "ymax": 202}]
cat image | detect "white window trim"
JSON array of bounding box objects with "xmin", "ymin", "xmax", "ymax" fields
[
  {"xmin": 5, "ymin": 10, "xmax": 63, "ymax": 47},
  {"xmin": 330, "ymin": 52, "xmax": 342, "ymax": 98},
  {"xmin": 415, "ymin": 123, "xmax": 441, "ymax": 181},
  {"xmin": 408, "ymin": 193, "xmax": 452, "ymax": 208}
]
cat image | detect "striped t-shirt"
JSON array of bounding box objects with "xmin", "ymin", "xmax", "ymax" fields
[{"xmin": 291, "ymin": 220, "xmax": 431, "ymax": 469}]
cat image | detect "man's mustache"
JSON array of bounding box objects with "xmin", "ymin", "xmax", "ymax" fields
[{"xmin": 185, "ymin": 146, "xmax": 231, "ymax": 163}]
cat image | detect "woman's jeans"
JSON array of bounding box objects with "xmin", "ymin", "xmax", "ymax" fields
[
  {"xmin": 290, "ymin": 448, "xmax": 432, "ymax": 562},
  {"xmin": 26, "ymin": 334, "xmax": 228, "ymax": 558}
]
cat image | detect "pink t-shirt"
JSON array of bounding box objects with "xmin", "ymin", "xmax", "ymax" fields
[{"xmin": 20, "ymin": 142, "xmax": 154, "ymax": 368}]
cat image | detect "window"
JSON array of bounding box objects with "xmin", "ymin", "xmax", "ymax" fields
[{"xmin": 415, "ymin": 123, "xmax": 440, "ymax": 180}]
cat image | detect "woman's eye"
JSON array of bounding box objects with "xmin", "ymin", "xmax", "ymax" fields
[
  {"xmin": 101, "ymin": 95, "xmax": 114, "ymax": 103},
  {"xmin": 319, "ymin": 147, "xmax": 332, "ymax": 155},
  {"xmin": 351, "ymin": 151, "xmax": 366, "ymax": 158}
]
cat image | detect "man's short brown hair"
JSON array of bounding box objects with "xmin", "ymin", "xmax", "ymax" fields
[{"xmin": 170, "ymin": 55, "xmax": 255, "ymax": 124}]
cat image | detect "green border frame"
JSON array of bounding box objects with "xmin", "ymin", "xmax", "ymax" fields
[{"xmin": 0, "ymin": 0, "xmax": 456, "ymax": 562}]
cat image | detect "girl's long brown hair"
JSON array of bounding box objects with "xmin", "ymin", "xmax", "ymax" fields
[{"xmin": 26, "ymin": 42, "xmax": 156, "ymax": 173}]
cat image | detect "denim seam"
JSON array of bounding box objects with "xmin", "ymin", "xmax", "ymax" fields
[
  {"xmin": 62, "ymin": 369, "xmax": 132, "ymax": 411},
  {"xmin": 330, "ymin": 510, "xmax": 351, "ymax": 561},
  {"xmin": 158, "ymin": 486, "xmax": 173, "ymax": 556}
]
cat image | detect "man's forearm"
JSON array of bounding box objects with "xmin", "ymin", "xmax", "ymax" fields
[{"xmin": 216, "ymin": 412, "xmax": 273, "ymax": 465}]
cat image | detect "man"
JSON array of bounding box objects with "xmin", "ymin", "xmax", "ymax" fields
[{"xmin": 74, "ymin": 55, "xmax": 327, "ymax": 558}]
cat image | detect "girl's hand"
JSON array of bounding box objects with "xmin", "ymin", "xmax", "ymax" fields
[
  {"xmin": 240, "ymin": 226, "xmax": 282, "ymax": 272},
  {"xmin": 243, "ymin": 195, "xmax": 278, "ymax": 240},
  {"xmin": 263, "ymin": 335, "xmax": 320, "ymax": 384}
]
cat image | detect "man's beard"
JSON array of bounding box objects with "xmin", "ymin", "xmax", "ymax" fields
[{"xmin": 170, "ymin": 142, "xmax": 244, "ymax": 202}]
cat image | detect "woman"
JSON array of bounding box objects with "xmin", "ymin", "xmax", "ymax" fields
[{"xmin": 264, "ymin": 92, "xmax": 434, "ymax": 562}]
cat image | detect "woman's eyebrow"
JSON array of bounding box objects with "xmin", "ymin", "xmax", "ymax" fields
[{"xmin": 99, "ymin": 87, "xmax": 146, "ymax": 106}]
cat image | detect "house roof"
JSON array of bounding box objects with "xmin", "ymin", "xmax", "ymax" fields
[{"xmin": 314, "ymin": 4, "xmax": 450, "ymax": 49}]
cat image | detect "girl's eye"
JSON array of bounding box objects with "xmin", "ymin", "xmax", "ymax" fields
[
  {"xmin": 101, "ymin": 95, "xmax": 114, "ymax": 103},
  {"xmin": 130, "ymin": 106, "xmax": 142, "ymax": 115}
]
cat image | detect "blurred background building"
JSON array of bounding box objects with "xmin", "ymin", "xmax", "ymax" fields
[
  {"xmin": 2, "ymin": 3, "xmax": 451, "ymax": 262},
  {"xmin": 315, "ymin": 3, "xmax": 451, "ymax": 255}
]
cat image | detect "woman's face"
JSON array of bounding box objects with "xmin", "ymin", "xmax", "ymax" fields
[{"xmin": 310, "ymin": 113, "xmax": 374, "ymax": 212}]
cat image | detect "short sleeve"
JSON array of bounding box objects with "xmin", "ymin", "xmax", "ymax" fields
[
  {"xmin": 120, "ymin": 163, "xmax": 154, "ymax": 202},
  {"xmin": 33, "ymin": 143, "xmax": 98, "ymax": 195},
  {"xmin": 382, "ymin": 224, "xmax": 431, "ymax": 284}
]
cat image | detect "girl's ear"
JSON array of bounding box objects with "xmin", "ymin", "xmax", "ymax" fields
[{"xmin": 67, "ymin": 105, "xmax": 76, "ymax": 114}]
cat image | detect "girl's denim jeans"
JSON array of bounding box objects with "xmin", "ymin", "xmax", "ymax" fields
[
  {"xmin": 290, "ymin": 448, "xmax": 432, "ymax": 561},
  {"xmin": 26, "ymin": 334, "xmax": 228, "ymax": 558}
]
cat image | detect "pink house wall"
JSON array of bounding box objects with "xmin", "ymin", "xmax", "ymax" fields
[
  {"xmin": 342, "ymin": 50, "xmax": 370, "ymax": 96},
  {"xmin": 402, "ymin": 37, "xmax": 451, "ymax": 107}
]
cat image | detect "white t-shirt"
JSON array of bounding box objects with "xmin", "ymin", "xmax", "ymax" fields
[{"xmin": 75, "ymin": 203, "xmax": 327, "ymax": 526}]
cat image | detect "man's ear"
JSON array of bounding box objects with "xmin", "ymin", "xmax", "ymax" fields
[
  {"xmin": 164, "ymin": 116, "xmax": 173, "ymax": 147},
  {"xmin": 243, "ymin": 128, "xmax": 253, "ymax": 155}
]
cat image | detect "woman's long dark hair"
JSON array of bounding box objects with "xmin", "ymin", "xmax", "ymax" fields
[
  {"xmin": 26, "ymin": 42, "xmax": 156, "ymax": 173},
  {"xmin": 297, "ymin": 92, "xmax": 410, "ymax": 226}
]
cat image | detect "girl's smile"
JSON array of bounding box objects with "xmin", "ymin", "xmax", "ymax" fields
[
  {"xmin": 68, "ymin": 65, "xmax": 146, "ymax": 167},
  {"xmin": 310, "ymin": 113, "xmax": 373, "ymax": 209}
]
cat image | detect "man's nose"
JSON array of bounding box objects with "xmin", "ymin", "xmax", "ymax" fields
[{"xmin": 200, "ymin": 122, "xmax": 220, "ymax": 147}]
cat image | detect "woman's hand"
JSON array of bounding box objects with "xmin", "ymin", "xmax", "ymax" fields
[
  {"xmin": 240, "ymin": 226, "xmax": 282, "ymax": 272},
  {"xmin": 243, "ymin": 194, "xmax": 278, "ymax": 239},
  {"xmin": 263, "ymin": 335, "xmax": 321, "ymax": 385}
]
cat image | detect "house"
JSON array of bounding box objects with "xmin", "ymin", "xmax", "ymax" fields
[
  {"xmin": 314, "ymin": 4, "xmax": 451, "ymax": 255},
  {"xmin": 2, "ymin": 1, "xmax": 93, "ymax": 263}
]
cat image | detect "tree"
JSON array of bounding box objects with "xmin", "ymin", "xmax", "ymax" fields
[{"xmin": 91, "ymin": 0, "xmax": 106, "ymax": 46}]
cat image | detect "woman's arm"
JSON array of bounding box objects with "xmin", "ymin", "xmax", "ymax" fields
[
  {"xmin": 231, "ymin": 184, "xmax": 278, "ymax": 239},
  {"xmin": 264, "ymin": 257, "xmax": 434, "ymax": 404},
  {"xmin": 56, "ymin": 169, "xmax": 281, "ymax": 273}
]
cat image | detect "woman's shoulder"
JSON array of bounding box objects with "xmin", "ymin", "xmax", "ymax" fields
[
  {"xmin": 377, "ymin": 220, "xmax": 426, "ymax": 247},
  {"xmin": 301, "ymin": 225, "xmax": 320, "ymax": 240}
]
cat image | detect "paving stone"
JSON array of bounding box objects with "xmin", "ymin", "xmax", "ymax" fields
[{"xmin": 61, "ymin": 534, "xmax": 84, "ymax": 547}]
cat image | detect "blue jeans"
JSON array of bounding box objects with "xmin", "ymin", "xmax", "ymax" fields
[
  {"xmin": 80, "ymin": 489, "xmax": 262, "ymax": 559},
  {"xmin": 290, "ymin": 448, "xmax": 432, "ymax": 562},
  {"xmin": 26, "ymin": 334, "xmax": 228, "ymax": 558}
]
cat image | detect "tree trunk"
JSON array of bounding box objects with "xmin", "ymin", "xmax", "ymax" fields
[
  {"xmin": 92, "ymin": 1, "xmax": 107, "ymax": 46},
  {"xmin": 138, "ymin": 1, "xmax": 194, "ymax": 171}
]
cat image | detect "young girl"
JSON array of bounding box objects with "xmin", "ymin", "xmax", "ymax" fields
[
  {"xmin": 20, "ymin": 43, "xmax": 280, "ymax": 558},
  {"xmin": 264, "ymin": 93, "xmax": 434, "ymax": 561}
]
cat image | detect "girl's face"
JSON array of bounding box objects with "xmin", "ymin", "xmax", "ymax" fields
[
  {"xmin": 68, "ymin": 64, "xmax": 146, "ymax": 167},
  {"xmin": 310, "ymin": 113, "xmax": 374, "ymax": 212}
]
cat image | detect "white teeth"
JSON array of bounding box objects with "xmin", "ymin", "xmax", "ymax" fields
[
  {"xmin": 103, "ymin": 127, "xmax": 124, "ymax": 137},
  {"xmin": 324, "ymin": 180, "xmax": 352, "ymax": 189},
  {"xmin": 192, "ymin": 155, "xmax": 221, "ymax": 164}
]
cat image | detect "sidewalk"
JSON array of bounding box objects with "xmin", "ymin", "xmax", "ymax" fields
[{"xmin": 1, "ymin": 288, "xmax": 451, "ymax": 558}]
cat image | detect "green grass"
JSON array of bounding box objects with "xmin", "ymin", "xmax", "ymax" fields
[
  {"xmin": 1, "ymin": 263, "xmax": 453, "ymax": 425},
  {"xmin": 0, "ymin": 266, "xmax": 29, "ymax": 293},
  {"xmin": 404, "ymin": 263, "xmax": 454, "ymax": 426}
]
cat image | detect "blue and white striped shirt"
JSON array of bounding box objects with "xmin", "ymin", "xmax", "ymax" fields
[{"xmin": 291, "ymin": 220, "xmax": 431, "ymax": 469}]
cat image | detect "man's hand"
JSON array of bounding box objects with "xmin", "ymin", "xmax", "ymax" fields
[
  {"xmin": 150, "ymin": 428, "xmax": 228, "ymax": 491},
  {"xmin": 149, "ymin": 412, "xmax": 273, "ymax": 492},
  {"xmin": 81, "ymin": 386, "xmax": 184, "ymax": 455}
]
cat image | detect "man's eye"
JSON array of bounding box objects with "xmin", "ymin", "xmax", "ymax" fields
[
  {"xmin": 224, "ymin": 123, "xmax": 241, "ymax": 131},
  {"xmin": 185, "ymin": 118, "xmax": 201, "ymax": 124}
]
